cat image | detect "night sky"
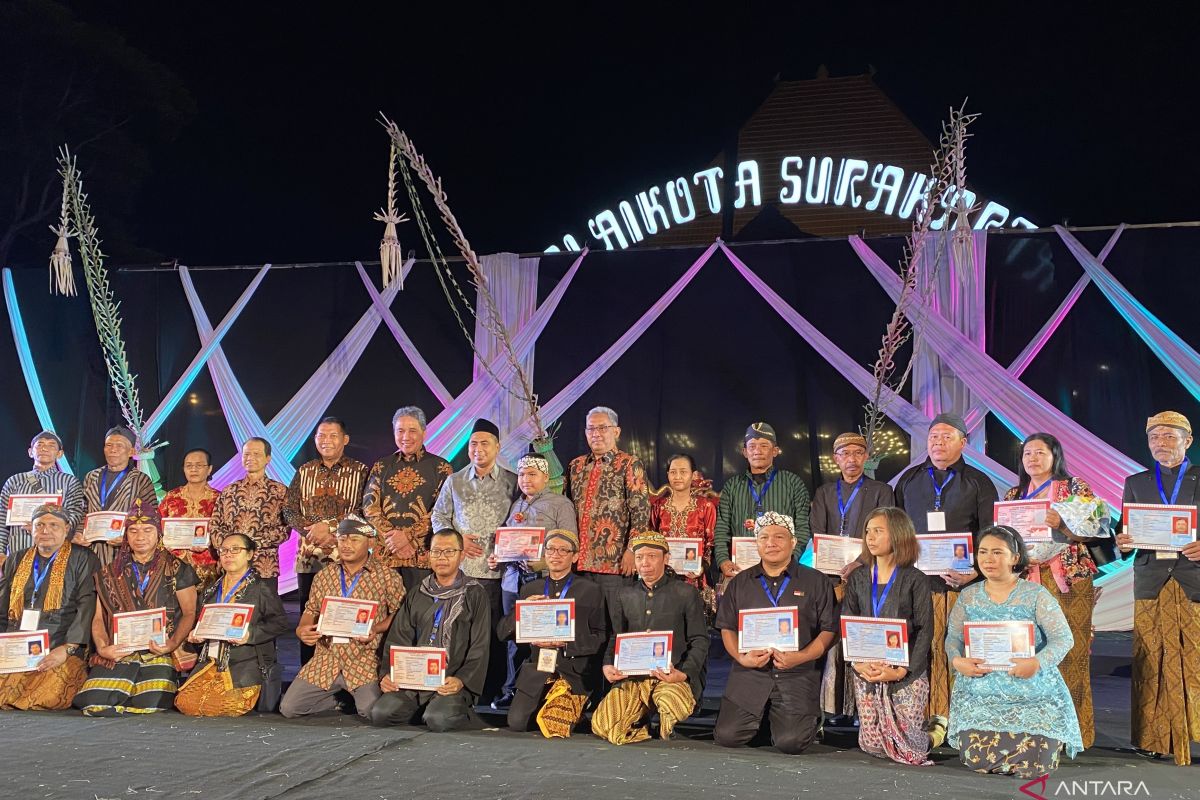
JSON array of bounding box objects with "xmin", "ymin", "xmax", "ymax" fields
[{"xmin": 45, "ymin": 4, "xmax": 1200, "ymax": 267}]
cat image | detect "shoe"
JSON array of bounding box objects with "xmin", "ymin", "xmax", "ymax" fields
[
  {"xmin": 490, "ymin": 691, "xmax": 515, "ymax": 711},
  {"xmin": 1132, "ymin": 748, "xmax": 1166, "ymax": 760},
  {"xmin": 925, "ymin": 715, "xmax": 948, "ymax": 749}
]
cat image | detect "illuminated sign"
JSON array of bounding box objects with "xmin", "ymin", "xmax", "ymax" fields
[{"xmin": 545, "ymin": 155, "xmax": 1036, "ymax": 252}]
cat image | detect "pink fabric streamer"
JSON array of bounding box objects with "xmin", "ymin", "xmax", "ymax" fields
[
  {"xmin": 1057, "ymin": 225, "xmax": 1200, "ymax": 402},
  {"xmin": 355, "ymin": 261, "xmax": 454, "ymax": 407},
  {"xmin": 721, "ymin": 242, "xmax": 1017, "ymax": 493},
  {"xmin": 423, "ymin": 250, "xmax": 588, "ymax": 459},
  {"xmin": 960, "ymin": 228, "xmax": 1123, "ymax": 433},
  {"xmin": 500, "ymin": 242, "xmax": 720, "ymax": 464},
  {"xmin": 850, "ymin": 237, "xmax": 1142, "ymax": 507},
  {"xmin": 141, "ymin": 265, "xmax": 272, "ymax": 442}
]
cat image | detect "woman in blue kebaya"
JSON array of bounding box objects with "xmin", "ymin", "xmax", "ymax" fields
[{"xmin": 946, "ymin": 525, "xmax": 1083, "ymax": 777}]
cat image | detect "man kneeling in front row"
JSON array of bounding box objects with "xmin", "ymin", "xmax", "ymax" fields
[
  {"xmin": 591, "ymin": 531, "xmax": 708, "ymax": 744},
  {"xmin": 371, "ymin": 529, "xmax": 491, "ymax": 731},
  {"xmin": 496, "ymin": 528, "xmax": 607, "ymax": 737},
  {"xmin": 714, "ymin": 512, "xmax": 836, "ymax": 754}
]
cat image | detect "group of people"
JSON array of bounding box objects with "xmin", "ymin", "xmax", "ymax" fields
[{"xmin": 0, "ymin": 403, "xmax": 1195, "ymax": 778}]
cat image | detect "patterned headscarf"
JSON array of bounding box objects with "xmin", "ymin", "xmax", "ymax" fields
[
  {"xmin": 628, "ymin": 531, "xmax": 669, "ymax": 553},
  {"xmin": 754, "ymin": 511, "xmax": 795, "ymax": 537},
  {"xmin": 127, "ymin": 496, "xmax": 161, "ymax": 531},
  {"xmin": 517, "ymin": 455, "xmax": 549, "ymax": 474}
]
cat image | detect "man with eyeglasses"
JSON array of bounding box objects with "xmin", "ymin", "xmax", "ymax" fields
[
  {"xmin": 0, "ymin": 431, "xmax": 85, "ymax": 567},
  {"xmin": 565, "ymin": 407, "xmax": 651, "ymax": 617},
  {"xmin": 1116, "ymin": 410, "xmax": 1200, "ymax": 765},
  {"xmin": 496, "ymin": 528, "xmax": 606, "ymax": 737},
  {"xmin": 279, "ymin": 515, "xmax": 405, "ymax": 719},
  {"xmin": 714, "ymin": 423, "xmax": 812, "ymax": 580},
  {"xmin": 430, "ymin": 418, "xmax": 518, "ymax": 706},
  {"xmin": 284, "ymin": 416, "xmax": 370, "ymax": 665},
  {"xmin": 371, "ymin": 529, "xmax": 491, "ymax": 731}
]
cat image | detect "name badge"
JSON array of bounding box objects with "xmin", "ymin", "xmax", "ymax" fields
[
  {"xmin": 1156, "ymin": 551, "xmax": 1178, "ymax": 560},
  {"xmin": 20, "ymin": 609, "xmax": 40, "ymax": 631},
  {"xmin": 331, "ymin": 636, "xmax": 350, "ymax": 644},
  {"xmin": 926, "ymin": 512, "xmax": 947, "ymax": 532},
  {"xmin": 537, "ymin": 648, "xmax": 558, "ymax": 673}
]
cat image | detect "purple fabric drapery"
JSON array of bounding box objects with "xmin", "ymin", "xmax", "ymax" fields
[
  {"xmin": 1057, "ymin": 225, "xmax": 1200, "ymax": 402},
  {"xmin": 181, "ymin": 263, "xmax": 407, "ymax": 487},
  {"xmin": 354, "ymin": 260, "xmax": 453, "ymax": 407},
  {"xmin": 141, "ymin": 265, "xmax": 272, "ymax": 442},
  {"xmin": 850, "ymin": 237, "xmax": 1142, "ymax": 506},
  {"xmin": 473, "ymin": 253, "xmax": 540, "ymax": 440},
  {"xmin": 911, "ymin": 230, "xmax": 988, "ymax": 458},
  {"xmin": 424, "ymin": 250, "xmax": 588, "ymax": 459},
  {"xmin": 721, "ymin": 242, "xmax": 1017, "ymax": 493},
  {"xmin": 960, "ymin": 228, "xmax": 1122, "ymax": 433},
  {"xmin": 500, "ymin": 243, "xmax": 720, "ymax": 464}
]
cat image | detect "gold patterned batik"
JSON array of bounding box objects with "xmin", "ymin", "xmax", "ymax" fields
[{"xmin": 1132, "ymin": 578, "xmax": 1200, "ymax": 765}]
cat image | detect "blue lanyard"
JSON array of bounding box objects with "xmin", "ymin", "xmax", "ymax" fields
[
  {"xmin": 1021, "ymin": 478, "xmax": 1053, "ymax": 500},
  {"xmin": 927, "ymin": 467, "xmax": 955, "ymax": 511},
  {"xmin": 339, "ymin": 566, "xmax": 365, "ymax": 598},
  {"xmin": 837, "ymin": 478, "xmax": 864, "ymax": 534},
  {"xmin": 131, "ymin": 562, "xmax": 151, "ymax": 596},
  {"xmin": 428, "ymin": 600, "xmax": 445, "ymax": 646},
  {"xmin": 871, "ymin": 564, "xmax": 898, "ymax": 617},
  {"xmin": 31, "ymin": 552, "xmax": 59, "ymax": 601},
  {"xmin": 747, "ymin": 469, "xmax": 778, "ymax": 514},
  {"xmin": 218, "ymin": 570, "xmax": 252, "ymax": 603},
  {"xmin": 758, "ymin": 573, "xmax": 791, "ymax": 607},
  {"xmin": 545, "ymin": 575, "xmax": 574, "ymax": 599},
  {"xmin": 98, "ymin": 466, "xmax": 130, "ymax": 507},
  {"xmin": 1156, "ymin": 459, "xmax": 1191, "ymax": 505}
]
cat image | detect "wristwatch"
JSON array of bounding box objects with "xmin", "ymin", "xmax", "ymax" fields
[{"xmin": 65, "ymin": 644, "xmax": 83, "ymax": 657}]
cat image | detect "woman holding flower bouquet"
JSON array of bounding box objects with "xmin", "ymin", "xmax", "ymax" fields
[{"xmin": 1003, "ymin": 432, "xmax": 1111, "ymax": 749}]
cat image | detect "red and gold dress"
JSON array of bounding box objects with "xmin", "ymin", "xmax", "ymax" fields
[
  {"xmin": 649, "ymin": 490, "xmax": 718, "ymax": 619},
  {"xmin": 158, "ymin": 484, "xmax": 220, "ymax": 591}
]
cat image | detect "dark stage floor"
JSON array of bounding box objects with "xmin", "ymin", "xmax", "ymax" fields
[{"xmin": 6, "ymin": 620, "xmax": 1197, "ymax": 800}]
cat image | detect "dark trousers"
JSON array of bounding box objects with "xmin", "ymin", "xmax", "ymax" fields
[
  {"xmin": 713, "ymin": 685, "xmax": 820, "ymax": 755},
  {"xmin": 297, "ymin": 571, "xmax": 317, "ymax": 665},
  {"xmin": 578, "ymin": 571, "xmax": 627, "ymax": 629},
  {"xmin": 478, "ymin": 577, "xmax": 508, "ymax": 703},
  {"xmin": 398, "ymin": 566, "xmax": 432, "ymax": 592},
  {"xmin": 501, "ymin": 586, "xmax": 525, "ymax": 696},
  {"xmin": 369, "ymin": 690, "xmax": 474, "ymax": 732},
  {"xmin": 507, "ymin": 677, "xmax": 550, "ymax": 732}
]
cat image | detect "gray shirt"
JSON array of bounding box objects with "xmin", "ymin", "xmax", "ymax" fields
[{"xmin": 430, "ymin": 463, "xmax": 518, "ymax": 580}]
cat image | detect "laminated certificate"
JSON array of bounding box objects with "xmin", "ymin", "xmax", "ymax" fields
[
  {"xmin": 915, "ymin": 533, "xmax": 973, "ymax": 575},
  {"xmin": 317, "ymin": 597, "xmax": 379, "ymax": 638},
  {"xmin": 666, "ymin": 537, "xmax": 703, "ymax": 576},
  {"xmin": 964, "ymin": 620, "xmax": 1036, "ymax": 670},
  {"xmin": 613, "ymin": 631, "xmax": 673, "ymax": 676},
  {"xmin": 731, "ymin": 537, "xmax": 760, "ymax": 569},
  {"xmin": 493, "ymin": 527, "xmax": 546, "ymax": 562},
  {"xmin": 83, "ymin": 512, "xmax": 127, "ymax": 543},
  {"xmin": 840, "ymin": 615, "xmax": 910, "ymax": 666},
  {"xmin": 389, "ymin": 646, "xmax": 447, "ymax": 690},
  {"xmin": 812, "ymin": 534, "xmax": 861, "ymax": 575},
  {"xmin": 1123, "ymin": 503, "xmax": 1197, "ymax": 552},
  {"xmin": 0, "ymin": 630, "xmax": 50, "ymax": 674},
  {"xmin": 4, "ymin": 493, "xmax": 62, "ymax": 526},
  {"xmin": 737, "ymin": 606, "xmax": 799, "ymax": 652},
  {"xmin": 514, "ymin": 598, "xmax": 576, "ymax": 643},
  {"xmin": 113, "ymin": 607, "xmax": 167, "ymax": 653},
  {"xmin": 993, "ymin": 500, "xmax": 1052, "ymax": 542},
  {"xmin": 162, "ymin": 518, "xmax": 211, "ymax": 550},
  {"xmin": 194, "ymin": 603, "xmax": 254, "ymax": 642}
]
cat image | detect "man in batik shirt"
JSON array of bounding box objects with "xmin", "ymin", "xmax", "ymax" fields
[
  {"xmin": 565, "ymin": 406, "xmax": 651, "ymax": 618},
  {"xmin": 363, "ymin": 406, "xmax": 454, "ymax": 589}
]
